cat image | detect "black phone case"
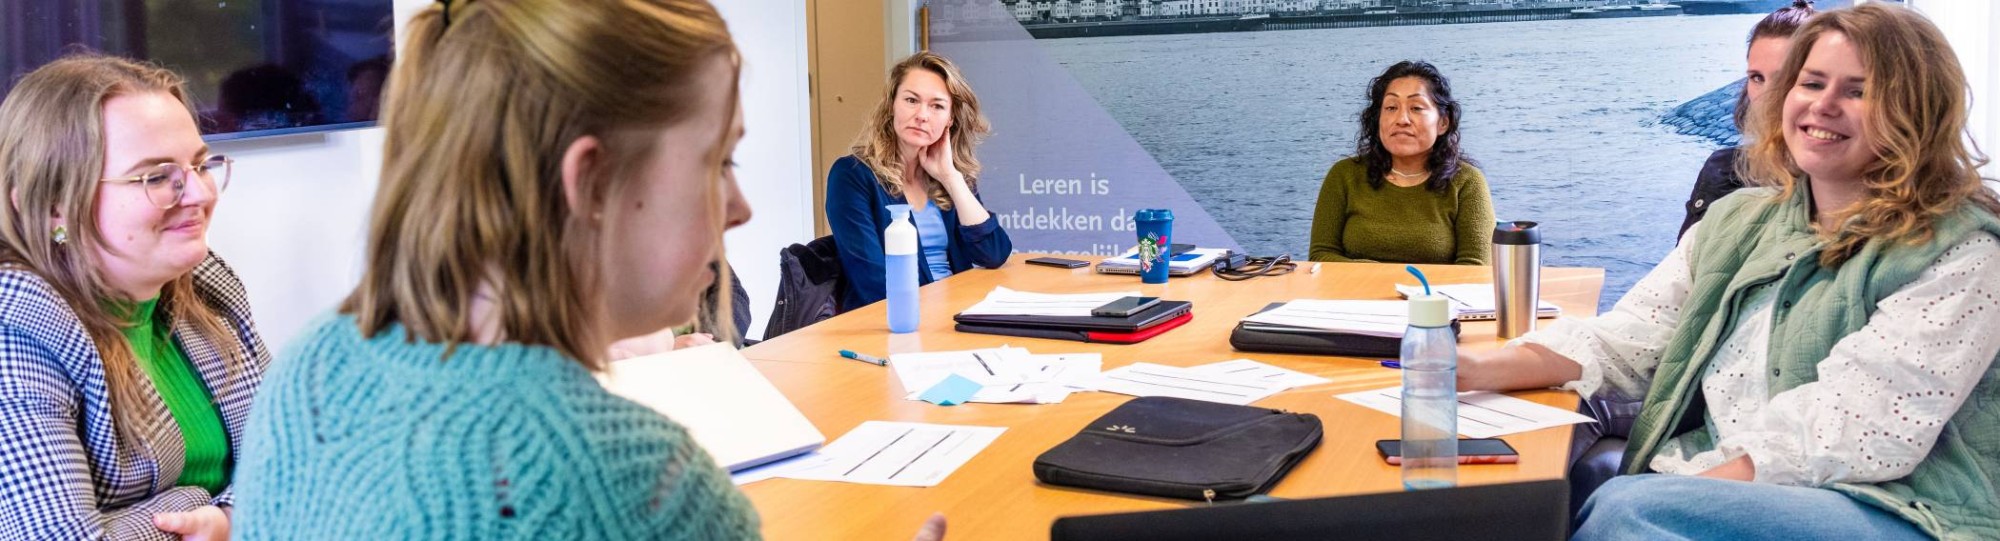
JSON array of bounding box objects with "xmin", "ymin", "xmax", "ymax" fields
[
  {"xmin": 1028, "ymin": 257, "xmax": 1089, "ymax": 269},
  {"xmin": 1376, "ymin": 439, "xmax": 1518, "ymax": 458},
  {"xmin": 1093, "ymin": 298, "xmax": 1160, "ymax": 317}
]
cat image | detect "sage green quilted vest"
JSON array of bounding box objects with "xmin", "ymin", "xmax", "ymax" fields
[{"xmin": 1621, "ymin": 187, "xmax": 2000, "ymax": 540}]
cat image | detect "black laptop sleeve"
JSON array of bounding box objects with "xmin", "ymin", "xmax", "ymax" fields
[
  {"xmin": 954, "ymin": 300, "xmax": 1192, "ymax": 332},
  {"xmin": 1229, "ymin": 302, "xmax": 1461, "ymax": 358},
  {"xmin": 1033, "ymin": 396, "xmax": 1322, "ymax": 501}
]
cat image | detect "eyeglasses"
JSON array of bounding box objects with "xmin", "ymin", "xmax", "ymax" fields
[{"xmin": 99, "ymin": 155, "xmax": 233, "ymax": 210}]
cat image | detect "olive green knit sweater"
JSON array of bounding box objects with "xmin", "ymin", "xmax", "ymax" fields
[{"xmin": 1308, "ymin": 156, "xmax": 1494, "ymax": 265}]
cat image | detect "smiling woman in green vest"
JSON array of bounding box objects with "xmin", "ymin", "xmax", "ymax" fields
[{"xmin": 1459, "ymin": 4, "xmax": 2000, "ymax": 540}]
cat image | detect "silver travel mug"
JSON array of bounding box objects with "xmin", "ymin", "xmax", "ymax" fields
[{"xmin": 1492, "ymin": 221, "xmax": 1542, "ymax": 339}]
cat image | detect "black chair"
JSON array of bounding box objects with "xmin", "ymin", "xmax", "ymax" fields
[
  {"xmin": 762, "ymin": 235, "xmax": 845, "ymax": 340},
  {"xmin": 1050, "ymin": 480, "xmax": 1569, "ymax": 541},
  {"xmin": 1567, "ymin": 397, "xmax": 1642, "ymax": 521}
]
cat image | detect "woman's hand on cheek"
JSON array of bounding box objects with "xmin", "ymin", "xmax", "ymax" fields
[{"xmin": 920, "ymin": 134, "xmax": 962, "ymax": 187}]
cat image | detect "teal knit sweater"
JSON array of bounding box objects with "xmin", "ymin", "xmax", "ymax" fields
[{"xmin": 232, "ymin": 315, "xmax": 761, "ymax": 539}]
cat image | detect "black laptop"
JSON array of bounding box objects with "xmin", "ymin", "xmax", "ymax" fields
[{"xmin": 1050, "ymin": 480, "xmax": 1569, "ymax": 541}]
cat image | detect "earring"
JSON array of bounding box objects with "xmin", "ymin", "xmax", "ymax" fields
[{"xmin": 51, "ymin": 225, "xmax": 67, "ymax": 245}]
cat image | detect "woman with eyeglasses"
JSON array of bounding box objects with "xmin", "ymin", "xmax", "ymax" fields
[{"xmin": 0, "ymin": 55, "xmax": 268, "ymax": 540}]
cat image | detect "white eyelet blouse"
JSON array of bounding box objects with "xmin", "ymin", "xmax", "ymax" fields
[{"xmin": 1517, "ymin": 222, "xmax": 2000, "ymax": 486}]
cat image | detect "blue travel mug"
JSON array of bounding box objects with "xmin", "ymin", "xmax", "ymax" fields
[{"xmin": 1133, "ymin": 208, "xmax": 1175, "ymax": 284}]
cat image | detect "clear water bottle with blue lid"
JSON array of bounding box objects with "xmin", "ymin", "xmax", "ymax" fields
[{"xmin": 1400, "ymin": 266, "xmax": 1458, "ymax": 490}]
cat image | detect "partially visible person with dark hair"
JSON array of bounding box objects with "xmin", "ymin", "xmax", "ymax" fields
[
  {"xmin": 211, "ymin": 64, "xmax": 321, "ymax": 132},
  {"xmin": 1677, "ymin": 0, "xmax": 1817, "ymax": 240},
  {"xmin": 1309, "ymin": 60, "xmax": 1491, "ymax": 265}
]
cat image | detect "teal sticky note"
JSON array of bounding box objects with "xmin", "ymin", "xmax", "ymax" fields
[{"xmin": 919, "ymin": 374, "xmax": 983, "ymax": 406}]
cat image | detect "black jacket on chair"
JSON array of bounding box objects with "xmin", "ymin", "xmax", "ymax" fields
[
  {"xmin": 1678, "ymin": 147, "xmax": 1746, "ymax": 242},
  {"xmin": 763, "ymin": 235, "xmax": 846, "ymax": 340}
]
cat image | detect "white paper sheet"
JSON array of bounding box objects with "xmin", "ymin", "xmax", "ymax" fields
[
  {"xmin": 1334, "ymin": 386, "xmax": 1597, "ymax": 439},
  {"xmin": 890, "ymin": 347, "xmax": 1035, "ymax": 393},
  {"xmin": 1189, "ymin": 359, "xmax": 1332, "ymax": 389},
  {"xmin": 1096, "ymin": 362, "xmax": 1289, "ymax": 405},
  {"xmin": 957, "ymin": 352, "xmax": 1105, "ymax": 404},
  {"xmin": 1238, "ymin": 300, "xmax": 1409, "ymax": 337},
  {"xmin": 779, "ymin": 422, "xmax": 1006, "ymax": 487},
  {"xmin": 891, "ymin": 349, "xmax": 1105, "ymax": 405},
  {"xmin": 1025, "ymin": 353, "xmax": 1104, "ymax": 391},
  {"xmin": 956, "ymin": 287, "xmax": 1137, "ymax": 317},
  {"xmin": 1394, "ymin": 284, "xmax": 1562, "ymax": 320}
]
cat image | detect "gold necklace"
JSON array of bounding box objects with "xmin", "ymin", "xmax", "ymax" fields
[{"xmin": 1390, "ymin": 167, "xmax": 1429, "ymax": 178}]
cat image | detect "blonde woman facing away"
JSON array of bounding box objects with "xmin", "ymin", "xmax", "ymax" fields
[
  {"xmin": 235, "ymin": 0, "xmax": 745, "ymax": 538},
  {"xmin": 0, "ymin": 55, "xmax": 270, "ymax": 540},
  {"xmin": 229, "ymin": 0, "xmax": 952, "ymax": 539}
]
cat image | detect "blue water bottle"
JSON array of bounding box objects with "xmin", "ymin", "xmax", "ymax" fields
[
  {"xmin": 884, "ymin": 204, "xmax": 919, "ymax": 333},
  {"xmin": 1400, "ymin": 266, "xmax": 1458, "ymax": 490},
  {"xmin": 1133, "ymin": 209, "xmax": 1175, "ymax": 284}
]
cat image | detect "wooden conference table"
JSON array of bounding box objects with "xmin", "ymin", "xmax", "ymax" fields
[{"xmin": 738, "ymin": 254, "xmax": 1605, "ymax": 540}]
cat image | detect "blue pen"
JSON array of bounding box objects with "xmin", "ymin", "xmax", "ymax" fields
[
  {"xmin": 1379, "ymin": 360, "xmax": 1402, "ymax": 369},
  {"xmin": 838, "ymin": 349, "xmax": 888, "ymax": 366}
]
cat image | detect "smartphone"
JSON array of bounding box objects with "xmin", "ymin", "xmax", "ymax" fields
[
  {"xmin": 1376, "ymin": 438, "xmax": 1519, "ymax": 465},
  {"xmin": 1026, "ymin": 257, "xmax": 1090, "ymax": 269},
  {"xmin": 1169, "ymin": 243, "xmax": 1196, "ymax": 256},
  {"xmin": 1091, "ymin": 296, "xmax": 1162, "ymax": 318}
]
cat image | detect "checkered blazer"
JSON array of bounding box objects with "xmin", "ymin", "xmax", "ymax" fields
[{"xmin": 0, "ymin": 254, "xmax": 269, "ymax": 540}]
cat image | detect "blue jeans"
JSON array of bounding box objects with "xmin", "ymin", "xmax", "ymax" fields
[{"xmin": 1573, "ymin": 475, "xmax": 1928, "ymax": 541}]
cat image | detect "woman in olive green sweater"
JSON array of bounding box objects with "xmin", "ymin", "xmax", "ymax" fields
[{"xmin": 1310, "ymin": 61, "xmax": 1493, "ymax": 265}]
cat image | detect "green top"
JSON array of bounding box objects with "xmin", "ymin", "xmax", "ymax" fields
[
  {"xmin": 1307, "ymin": 157, "xmax": 1494, "ymax": 265},
  {"xmin": 120, "ymin": 298, "xmax": 230, "ymax": 495}
]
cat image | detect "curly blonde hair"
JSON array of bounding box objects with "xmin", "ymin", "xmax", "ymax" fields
[
  {"xmin": 1739, "ymin": 3, "xmax": 2000, "ymax": 267},
  {"xmin": 850, "ymin": 52, "xmax": 991, "ymax": 210}
]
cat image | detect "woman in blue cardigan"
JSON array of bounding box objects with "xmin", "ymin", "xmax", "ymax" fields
[{"xmin": 827, "ymin": 52, "xmax": 1012, "ymax": 310}]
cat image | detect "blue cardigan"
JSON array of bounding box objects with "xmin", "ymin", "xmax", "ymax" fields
[{"xmin": 825, "ymin": 155, "xmax": 1012, "ymax": 309}]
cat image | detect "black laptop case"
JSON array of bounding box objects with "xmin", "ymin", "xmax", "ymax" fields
[
  {"xmin": 1229, "ymin": 302, "xmax": 1461, "ymax": 358},
  {"xmin": 954, "ymin": 300, "xmax": 1192, "ymax": 333},
  {"xmin": 1049, "ymin": 479, "xmax": 1570, "ymax": 541},
  {"xmin": 1033, "ymin": 396, "xmax": 1322, "ymax": 501}
]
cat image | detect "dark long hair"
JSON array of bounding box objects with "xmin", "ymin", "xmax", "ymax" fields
[
  {"xmin": 1355, "ymin": 60, "xmax": 1470, "ymax": 192},
  {"xmin": 1732, "ymin": 0, "xmax": 1817, "ymax": 129}
]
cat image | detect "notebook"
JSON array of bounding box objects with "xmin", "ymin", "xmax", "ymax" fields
[{"xmin": 597, "ymin": 343, "xmax": 825, "ymax": 472}]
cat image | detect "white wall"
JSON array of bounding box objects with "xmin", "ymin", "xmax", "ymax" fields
[
  {"xmin": 1916, "ymin": 0, "xmax": 1997, "ymax": 178},
  {"xmin": 715, "ymin": 0, "xmax": 815, "ymax": 340},
  {"xmin": 206, "ymin": 0, "xmax": 812, "ymax": 349}
]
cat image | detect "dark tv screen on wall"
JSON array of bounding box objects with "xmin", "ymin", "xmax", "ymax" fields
[{"xmin": 3, "ymin": 0, "xmax": 396, "ymax": 140}]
